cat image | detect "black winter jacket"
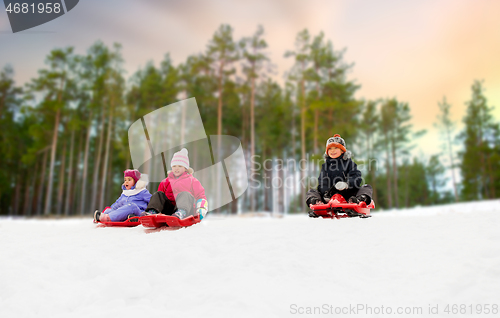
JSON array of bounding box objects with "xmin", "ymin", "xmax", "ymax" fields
[{"xmin": 318, "ymin": 156, "xmax": 362, "ymax": 196}]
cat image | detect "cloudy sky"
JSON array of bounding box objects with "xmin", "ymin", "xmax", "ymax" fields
[{"xmin": 1, "ymin": 0, "xmax": 499, "ymax": 160}]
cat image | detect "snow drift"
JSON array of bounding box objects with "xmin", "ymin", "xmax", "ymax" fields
[{"xmin": 1, "ymin": 200, "xmax": 499, "ymax": 317}]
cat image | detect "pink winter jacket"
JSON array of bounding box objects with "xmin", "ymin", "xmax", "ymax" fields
[{"xmin": 160, "ymin": 172, "xmax": 207, "ymax": 204}]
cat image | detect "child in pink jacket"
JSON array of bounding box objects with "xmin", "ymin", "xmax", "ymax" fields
[{"xmin": 144, "ymin": 148, "xmax": 208, "ymax": 219}]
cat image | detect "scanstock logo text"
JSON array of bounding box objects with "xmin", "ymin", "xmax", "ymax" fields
[{"xmin": 4, "ymin": 0, "xmax": 79, "ymax": 33}]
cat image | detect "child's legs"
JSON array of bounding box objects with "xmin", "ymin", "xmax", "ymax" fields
[
  {"xmin": 355, "ymin": 184, "xmax": 373, "ymax": 203},
  {"xmin": 175, "ymin": 192, "xmax": 195, "ymax": 216},
  {"xmin": 106, "ymin": 203, "xmax": 141, "ymax": 222},
  {"xmin": 147, "ymin": 191, "xmax": 176, "ymax": 215}
]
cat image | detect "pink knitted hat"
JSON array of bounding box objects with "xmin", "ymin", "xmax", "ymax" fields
[{"xmin": 124, "ymin": 169, "xmax": 141, "ymax": 183}]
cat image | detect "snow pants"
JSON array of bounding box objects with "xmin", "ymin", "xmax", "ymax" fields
[
  {"xmin": 146, "ymin": 191, "xmax": 196, "ymax": 216},
  {"xmin": 103, "ymin": 203, "xmax": 142, "ymax": 222},
  {"xmin": 306, "ymin": 184, "xmax": 373, "ymax": 207}
]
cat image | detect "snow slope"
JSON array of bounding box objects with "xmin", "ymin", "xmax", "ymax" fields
[{"xmin": 1, "ymin": 200, "xmax": 499, "ymax": 318}]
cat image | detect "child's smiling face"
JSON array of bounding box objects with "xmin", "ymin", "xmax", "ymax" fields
[
  {"xmin": 328, "ymin": 147, "xmax": 342, "ymax": 159},
  {"xmin": 172, "ymin": 165, "xmax": 187, "ymax": 177},
  {"xmin": 123, "ymin": 176, "xmax": 136, "ymax": 190}
]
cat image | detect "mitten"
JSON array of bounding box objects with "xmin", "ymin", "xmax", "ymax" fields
[
  {"xmin": 348, "ymin": 196, "xmax": 359, "ymax": 204},
  {"xmin": 309, "ymin": 199, "xmax": 322, "ymax": 207},
  {"xmin": 348, "ymin": 194, "xmax": 371, "ymax": 205},
  {"xmin": 196, "ymin": 199, "xmax": 208, "ymax": 220},
  {"xmin": 335, "ymin": 181, "xmax": 349, "ymax": 191}
]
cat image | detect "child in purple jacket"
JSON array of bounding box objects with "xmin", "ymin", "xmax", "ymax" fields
[{"xmin": 93, "ymin": 169, "xmax": 152, "ymax": 222}]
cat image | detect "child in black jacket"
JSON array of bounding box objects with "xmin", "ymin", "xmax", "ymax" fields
[{"xmin": 306, "ymin": 134, "xmax": 373, "ymax": 209}]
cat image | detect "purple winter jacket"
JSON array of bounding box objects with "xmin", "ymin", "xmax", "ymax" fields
[
  {"xmin": 110, "ymin": 185, "xmax": 152, "ymax": 211},
  {"xmin": 104, "ymin": 179, "xmax": 152, "ymax": 221}
]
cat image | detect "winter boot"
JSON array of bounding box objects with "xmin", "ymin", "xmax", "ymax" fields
[
  {"xmin": 308, "ymin": 211, "xmax": 319, "ymax": 218},
  {"xmin": 141, "ymin": 209, "xmax": 159, "ymax": 216},
  {"xmin": 93, "ymin": 210, "xmax": 101, "ymax": 223},
  {"xmin": 357, "ymin": 194, "xmax": 371, "ymax": 204},
  {"xmin": 127, "ymin": 214, "xmax": 139, "ymax": 222},
  {"xmin": 99, "ymin": 213, "xmax": 111, "ymax": 222},
  {"xmin": 345, "ymin": 209, "xmax": 361, "ymax": 217},
  {"xmin": 172, "ymin": 209, "xmax": 187, "ymax": 219}
]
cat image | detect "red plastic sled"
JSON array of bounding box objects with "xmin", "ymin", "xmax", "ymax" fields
[
  {"xmin": 139, "ymin": 213, "xmax": 201, "ymax": 229},
  {"xmin": 310, "ymin": 194, "xmax": 375, "ymax": 219},
  {"xmin": 97, "ymin": 218, "xmax": 141, "ymax": 227}
]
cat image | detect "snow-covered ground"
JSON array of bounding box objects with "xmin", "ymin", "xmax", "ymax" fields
[{"xmin": 1, "ymin": 200, "xmax": 499, "ymax": 318}]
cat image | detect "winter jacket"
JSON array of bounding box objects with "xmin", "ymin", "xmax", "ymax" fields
[
  {"xmin": 158, "ymin": 171, "xmax": 207, "ymax": 203},
  {"xmin": 157, "ymin": 177, "xmax": 175, "ymax": 202},
  {"xmin": 110, "ymin": 178, "xmax": 152, "ymax": 211},
  {"xmin": 318, "ymin": 156, "xmax": 362, "ymax": 196}
]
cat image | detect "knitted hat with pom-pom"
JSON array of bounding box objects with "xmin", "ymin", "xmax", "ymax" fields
[
  {"xmin": 325, "ymin": 134, "xmax": 351, "ymax": 160},
  {"xmin": 325, "ymin": 134, "xmax": 347, "ymax": 153},
  {"xmin": 171, "ymin": 148, "xmax": 194, "ymax": 174}
]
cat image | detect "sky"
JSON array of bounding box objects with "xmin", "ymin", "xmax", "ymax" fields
[{"xmin": 1, "ymin": 0, "xmax": 499, "ymax": 163}]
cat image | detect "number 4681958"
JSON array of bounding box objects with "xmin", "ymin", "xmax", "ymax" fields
[
  {"xmin": 6, "ymin": 3, "xmax": 62, "ymax": 14},
  {"xmin": 444, "ymin": 304, "xmax": 498, "ymax": 315}
]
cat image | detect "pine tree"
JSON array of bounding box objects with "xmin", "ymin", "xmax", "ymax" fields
[
  {"xmin": 306, "ymin": 33, "xmax": 358, "ymax": 153},
  {"xmin": 359, "ymin": 100, "xmax": 380, "ymax": 203},
  {"xmin": 380, "ymin": 98, "xmax": 422, "ymax": 208},
  {"xmin": 27, "ymin": 48, "xmax": 77, "ymax": 215},
  {"xmin": 285, "ymin": 29, "xmax": 310, "ymax": 211},
  {"xmin": 403, "ymin": 158, "xmax": 430, "ymax": 207},
  {"xmin": 205, "ymin": 25, "xmax": 239, "ymax": 211},
  {"xmin": 426, "ymin": 155, "xmax": 446, "ymax": 204},
  {"xmin": 0, "ymin": 65, "xmax": 23, "ymax": 213},
  {"xmin": 460, "ymin": 80, "xmax": 497, "ymax": 200},
  {"xmin": 207, "ymin": 24, "xmax": 239, "ymax": 151},
  {"xmin": 380, "ymin": 100, "xmax": 394, "ymax": 208},
  {"xmin": 255, "ymin": 79, "xmax": 290, "ymax": 211},
  {"xmin": 179, "ymin": 53, "xmax": 217, "ymax": 134},
  {"xmin": 240, "ymin": 25, "xmax": 270, "ymax": 211}
]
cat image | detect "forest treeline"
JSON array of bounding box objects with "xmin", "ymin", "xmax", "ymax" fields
[{"xmin": 0, "ymin": 25, "xmax": 499, "ymax": 216}]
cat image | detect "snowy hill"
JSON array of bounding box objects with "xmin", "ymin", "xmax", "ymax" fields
[{"xmin": 1, "ymin": 200, "xmax": 499, "ymax": 318}]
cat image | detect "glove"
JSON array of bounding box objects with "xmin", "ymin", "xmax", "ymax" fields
[{"xmin": 335, "ymin": 181, "xmax": 349, "ymax": 191}]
